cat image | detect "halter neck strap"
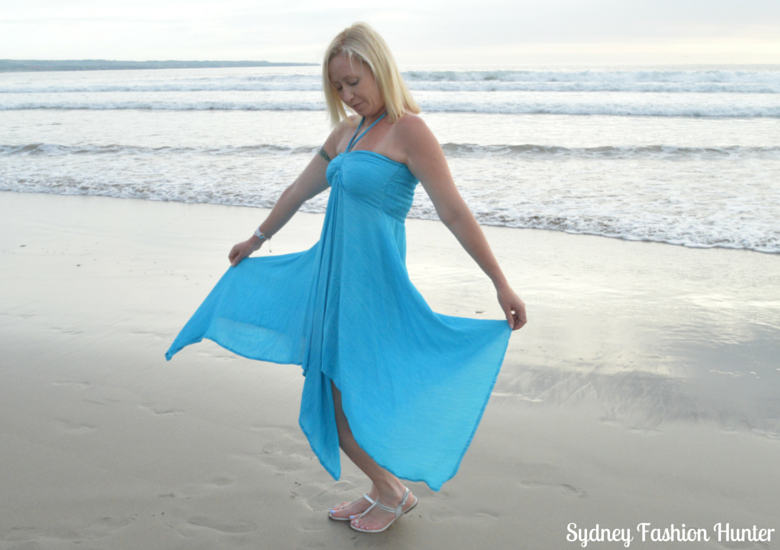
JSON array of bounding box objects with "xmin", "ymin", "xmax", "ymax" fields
[{"xmin": 346, "ymin": 112, "xmax": 387, "ymax": 153}]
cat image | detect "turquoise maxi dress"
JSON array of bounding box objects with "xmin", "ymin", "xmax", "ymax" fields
[{"xmin": 165, "ymin": 116, "xmax": 512, "ymax": 491}]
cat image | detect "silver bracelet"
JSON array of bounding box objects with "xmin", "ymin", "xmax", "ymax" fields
[{"xmin": 253, "ymin": 227, "xmax": 269, "ymax": 240}]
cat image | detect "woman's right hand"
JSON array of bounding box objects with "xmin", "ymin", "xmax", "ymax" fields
[{"xmin": 229, "ymin": 236, "xmax": 263, "ymax": 267}]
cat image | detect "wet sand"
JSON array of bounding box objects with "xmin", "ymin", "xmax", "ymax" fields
[{"xmin": 1, "ymin": 191, "xmax": 779, "ymax": 549}]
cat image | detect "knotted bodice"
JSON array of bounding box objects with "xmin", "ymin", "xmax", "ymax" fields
[{"xmin": 326, "ymin": 151, "xmax": 418, "ymax": 222}]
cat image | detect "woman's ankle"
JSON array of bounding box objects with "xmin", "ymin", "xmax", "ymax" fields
[{"xmin": 373, "ymin": 481, "xmax": 406, "ymax": 502}]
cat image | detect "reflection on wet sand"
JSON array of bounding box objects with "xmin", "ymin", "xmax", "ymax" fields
[{"xmin": 495, "ymin": 301, "xmax": 780, "ymax": 436}]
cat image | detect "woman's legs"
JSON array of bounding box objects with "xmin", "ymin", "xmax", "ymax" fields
[{"xmin": 329, "ymin": 380, "xmax": 416, "ymax": 530}]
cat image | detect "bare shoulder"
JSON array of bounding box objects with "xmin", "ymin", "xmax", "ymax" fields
[
  {"xmin": 331, "ymin": 117, "xmax": 359, "ymax": 140},
  {"xmin": 393, "ymin": 113, "xmax": 441, "ymax": 160},
  {"xmin": 394, "ymin": 112, "xmax": 434, "ymax": 140},
  {"xmin": 323, "ymin": 117, "xmax": 359, "ymax": 156}
]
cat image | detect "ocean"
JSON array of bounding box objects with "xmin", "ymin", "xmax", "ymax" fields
[{"xmin": 1, "ymin": 64, "xmax": 779, "ymax": 253}]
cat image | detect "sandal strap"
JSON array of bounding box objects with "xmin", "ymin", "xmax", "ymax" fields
[
  {"xmin": 374, "ymin": 487, "xmax": 410, "ymax": 517},
  {"xmin": 356, "ymin": 499, "xmax": 379, "ymax": 519},
  {"xmin": 363, "ymin": 493, "xmax": 375, "ymax": 505}
]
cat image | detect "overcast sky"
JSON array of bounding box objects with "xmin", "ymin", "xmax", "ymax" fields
[{"xmin": 2, "ymin": 0, "xmax": 779, "ymax": 65}]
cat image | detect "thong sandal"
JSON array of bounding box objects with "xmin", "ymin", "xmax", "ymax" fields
[
  {"xmin": 350, "ymin": 487, "xmax": 417, "ymax": 533},
  {"xmin": 328, "ymin": 493, "xmax": 375, "ymax": 521}
]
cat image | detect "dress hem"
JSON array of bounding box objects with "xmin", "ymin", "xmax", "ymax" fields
[
  {"xmin": 338, "ymin": 327, "xmax": 512, "ymax": 492},
  {"xmin": 165, "ymin": 336, "xmax": 303, "ymax": 369}
]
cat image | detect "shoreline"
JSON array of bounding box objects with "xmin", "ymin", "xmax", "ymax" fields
[
  {"xmin": 3, "ymin": 189, "xmax": 777, "ymax": 257},
  {"xmin": 1, "ymin": 192, "xmax": 778, "ymax": 548}
]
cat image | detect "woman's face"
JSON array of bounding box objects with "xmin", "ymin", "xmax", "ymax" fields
[{"xmin": 328, "ymin": 53, "xmax": 384, "ymax": 119}]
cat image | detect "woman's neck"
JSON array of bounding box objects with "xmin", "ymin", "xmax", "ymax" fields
[{"xmin": 362, "ymin": 108, "xmax": 387, "ymax": 127}]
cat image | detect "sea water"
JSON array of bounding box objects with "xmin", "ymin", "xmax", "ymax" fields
[{"xmin": 1, "ymin": 64, "xmax": 779, "ymax": 253}]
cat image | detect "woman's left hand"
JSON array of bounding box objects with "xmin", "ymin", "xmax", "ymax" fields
[{"xmin": 497, "ymin": 284, "xmax": 527, "ymax": 331}]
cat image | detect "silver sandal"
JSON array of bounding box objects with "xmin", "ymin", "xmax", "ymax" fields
[
  {"xmin": 328, "ymin": 493, "xmax": 375, "ymax": 521},
  {"xmin": 350, "ymin": 487, "xmax": 418, "ymax": 533}
]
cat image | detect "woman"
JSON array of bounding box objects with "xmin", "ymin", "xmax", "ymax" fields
[{"xmin": 166, "ymin": 22, "xmax": 526, "ymax": 533}]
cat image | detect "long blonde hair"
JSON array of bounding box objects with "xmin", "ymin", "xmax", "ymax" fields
[{"xmin": 322, "ymin": 22, "xmax": 420, "ymax": 127}]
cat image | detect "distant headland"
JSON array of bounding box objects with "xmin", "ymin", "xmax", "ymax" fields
[{"xmin": 0, "ymin": 60, "xmax": 318, "ymax": 72}]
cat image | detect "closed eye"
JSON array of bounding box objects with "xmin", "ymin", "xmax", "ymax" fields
[{"xmin": 331, "ymin": 78, "xmax": 359, "ymax": 91}]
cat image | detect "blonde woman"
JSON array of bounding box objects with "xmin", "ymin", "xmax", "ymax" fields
[{"xmin": 166, "ymin": 22, "xmax": 526, "ymax": 533}]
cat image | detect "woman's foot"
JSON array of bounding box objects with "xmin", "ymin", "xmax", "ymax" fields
[
  {"xmin": 329, "ymin": 486, "xmax": 378, "ymax": 520},
  {"xmin": 350, "ymin": 486, "xmax": 416, "ymax": 532}
]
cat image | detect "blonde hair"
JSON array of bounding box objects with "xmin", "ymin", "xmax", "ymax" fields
[{"xmin": 322, "ymin": 22, "xmax": 420, "ymax": 127}]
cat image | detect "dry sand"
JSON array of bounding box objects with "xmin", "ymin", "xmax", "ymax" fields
[{"xmin": 1, "ymin": 191, "xmax": 779, "ymax": 549}]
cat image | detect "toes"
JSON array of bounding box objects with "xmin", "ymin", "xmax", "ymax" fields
[
  {"xmin": 330, "ymin": 502, "xmax": 349, "ymax": 514},
  {"xmin": 350, "ymin": 513, "xmax": 384, "ymax": 531},
  {"xmin": 330, "ymin": 505, "xmax": 350, "ymax": 519}
]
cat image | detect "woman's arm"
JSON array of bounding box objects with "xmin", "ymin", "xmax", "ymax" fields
[
  {"xmin": 399, "ymin": 115, "xmax": 527, "ymax": 330},
  {"xmin": 228, "ymin": 125, "xmax": 344, "ymax": 266}
]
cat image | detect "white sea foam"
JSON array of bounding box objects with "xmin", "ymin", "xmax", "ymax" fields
[
  {"xmin": 2, "ymin": 69, "xmax": 779, "ymax": 94},
  {"xmin": 1, "ymin": 66, "xmax": 779, "ymax": 117},
  {"xmin": 2, "ymin": 93, "xmax": 779, "ymax": 117},
  {"xmin": 2, "ymin": 140, "xmax": 778, "ymax": 254},
  {"xmin": 4, "ymin": 142, "xmax": 779, "ymax": 161},
  {"xmin": 2, "ymin": 66, "xmax": 778, "ymax": 254},
  {"xmin": 440, "ymin": 143, "xmax": 780, "ymax": 160},
  {"xmin": 0, "ymin": 143, "xmax": 317, "ymax": 157}
]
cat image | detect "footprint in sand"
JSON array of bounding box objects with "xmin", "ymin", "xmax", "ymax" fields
[
  {"xmin": 52, "ymin": 419, "xmax": 95, "ymax": 434},
  {"xmin": 156, "ymin": 474, "xmax": 234, "ymax": 502},
  {"xmin": 78, "ymin": 517, "xmax": 135, "ymax": 539},
  {"xmin": 519, "ymin": 464, "xmax": 588, "ymax": 498},
  {"xmin": 140, "ymin": 403, "xmax": 184, "ymax": 416},
  {"xmin": 424, "ymin": 489, "xmax": 487, "ymax": 524},
  {"xmin": 519, "ymin": 479, "xmax": 588, "ymax": 498},
  {"xmin": 250, "ymin": 426, "xmax": 315, "ymax": 475},
  {"xmin": 428, "ymin": 507, "xmax": 499, "ymax": 525},
  {"xmin": 290, "ymin": 479, "xmax": 358, "ymax": 512},
  {"xmin": 296, "ymin": 519, "xmax": 331, "ymax": 542},
  {"xmin": 3, "ymin": 517, "xmax": 134, "ymax": 543},
  {"xmin": 52, "ymin": 381, "xmax": 91, "ymax": 390},
  {"xmin": 207, "ymin": 475, "xmax": 234, "ymax": 487},
  {"xmin": 1, "ymin": 527, "xmax": 36, "ymax": 543},
  {"xmin": 49, "ymin": 326, "xmax": 85, "ymax": 336},
  {"xmin": 187, "ymin": 516, "xmax": 258, "ymax": 534},
  {"xmin": 131, "ymin": 329, "xmax": 168, "ymax": 342},
  {"xmin": 81, "ymin": 398, "xmax": 105, "ymax": 406}
]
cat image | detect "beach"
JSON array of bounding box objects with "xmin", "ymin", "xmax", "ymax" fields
[{"xmin": 1, "ymin": 191, "xmax": 778, "ymax": 549}]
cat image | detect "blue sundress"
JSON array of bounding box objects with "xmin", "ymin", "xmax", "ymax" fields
[{"xmin": 165, "ymin": 116, "xmax": 512, "ymax": 491}]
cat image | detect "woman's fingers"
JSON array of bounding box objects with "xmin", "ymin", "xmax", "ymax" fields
[
  {"xmin": 497, "ymin": 286, "xmax": 526, "ymax": 331},
  {"xmin": 513, "ymin": 308, "xmax": 527, "ymax": 330},
  {"xmin": 229, "ymin": 243, "xmax": 247, "ymax": 266},
  {"xmin": 512, "ymin": 299, "xmax": 527, "ymax": 330},
  {"xmin": 500, "ymin": 293, "xmax": 527, "ymax": 331},
  {"xmin": 505, "ymin": 305, "xmax": 515, "ymax": 329}
]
